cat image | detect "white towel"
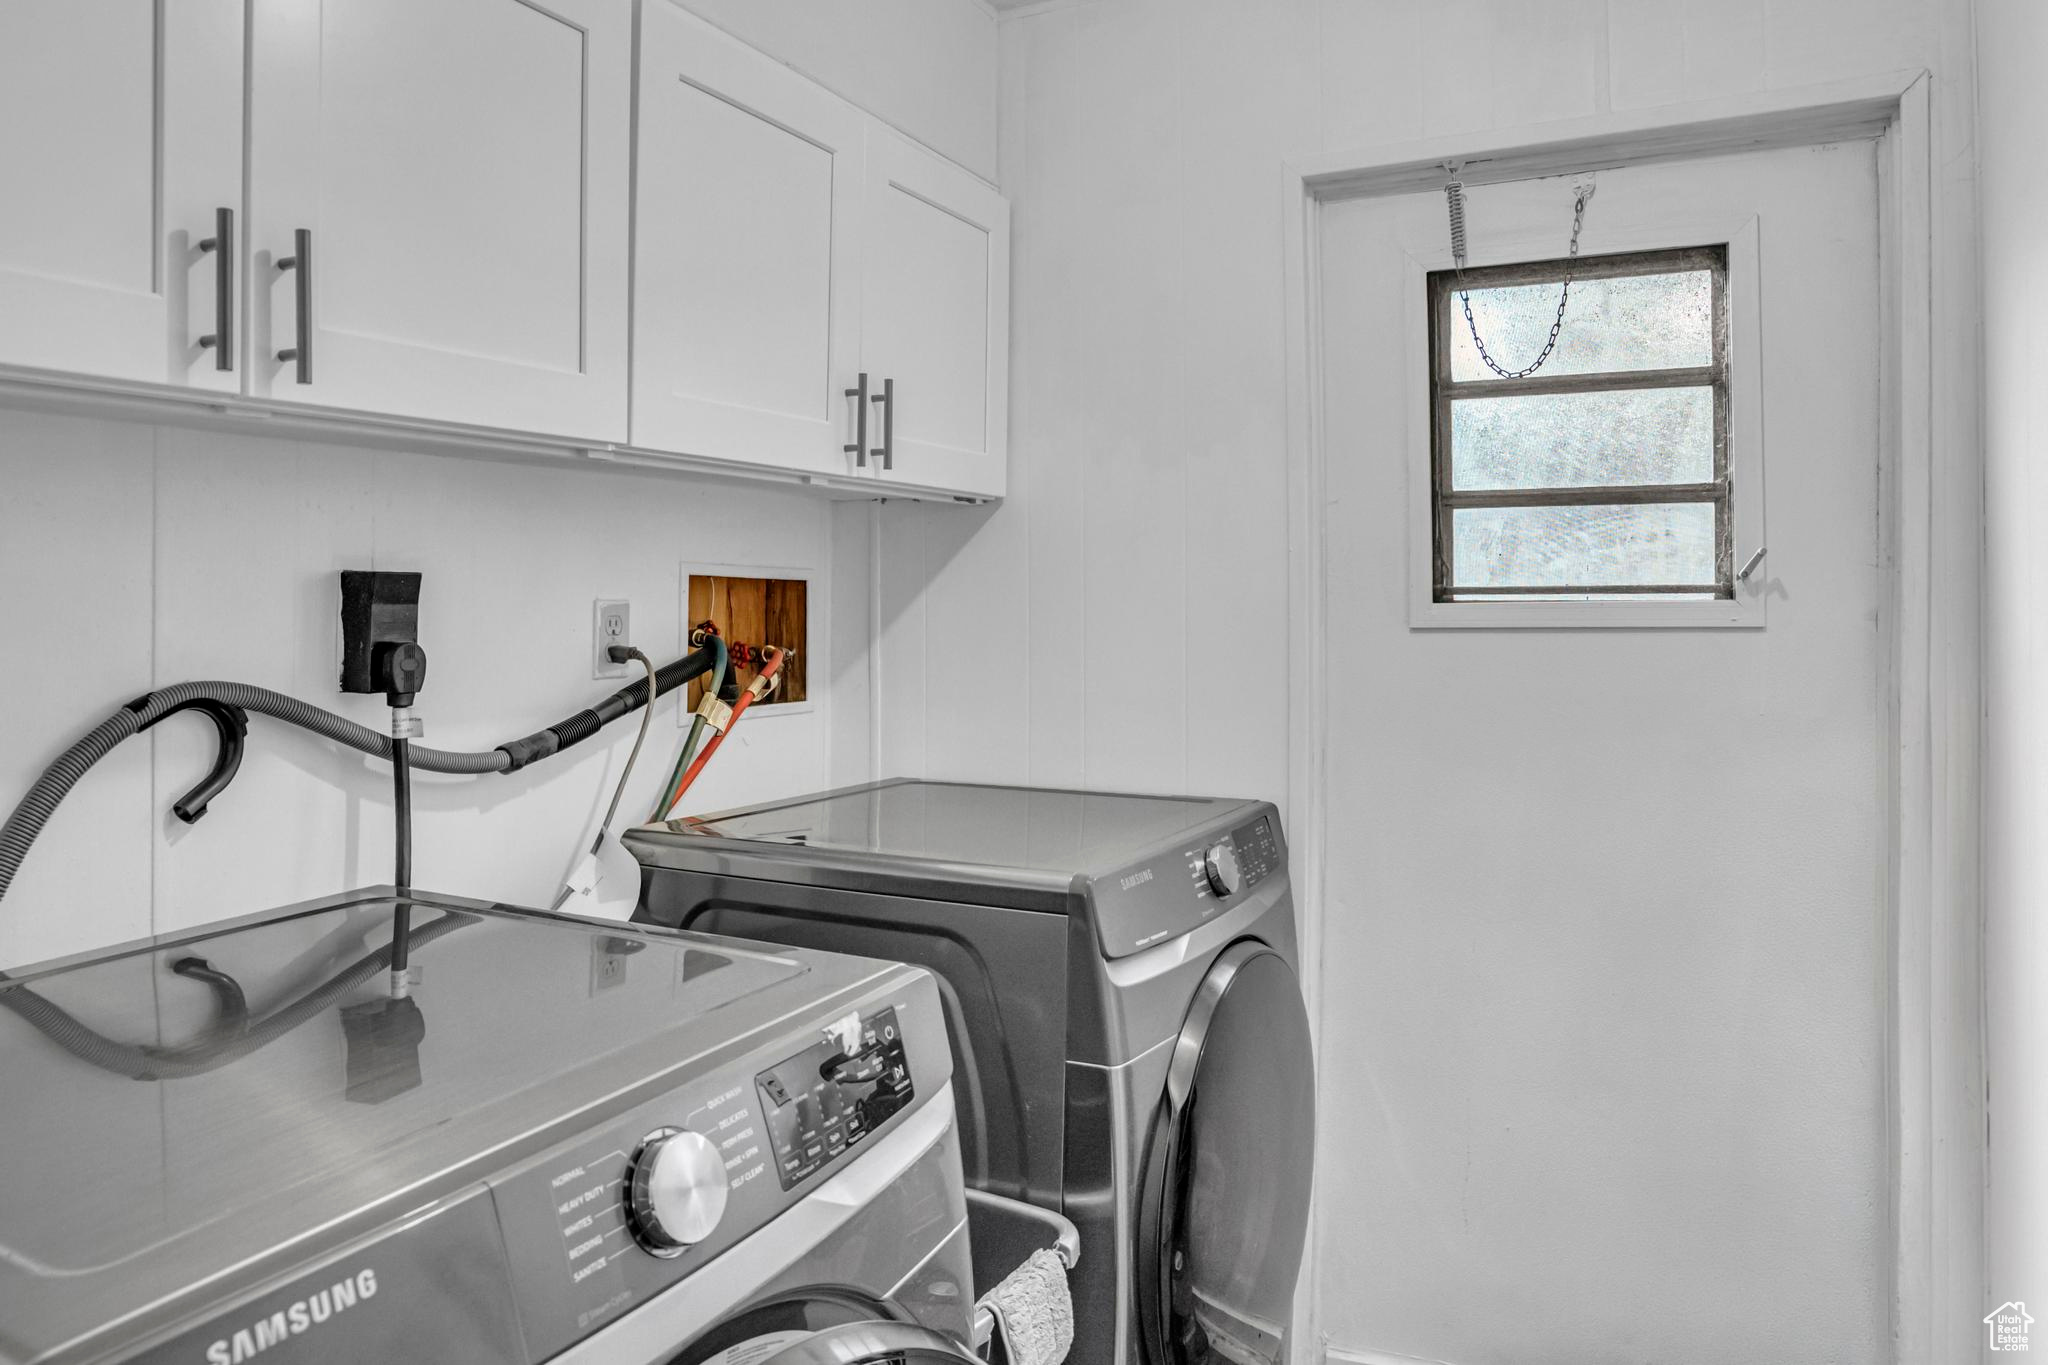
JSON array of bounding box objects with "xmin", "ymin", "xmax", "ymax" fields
[{"xmin": 978, "ymin": 1248, "xmax": 1075, "ymax": 1365}]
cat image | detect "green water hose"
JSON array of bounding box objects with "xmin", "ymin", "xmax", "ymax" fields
[{"xmin": 653, "ymin": 635, "xmax": 728, "ymax": 820}]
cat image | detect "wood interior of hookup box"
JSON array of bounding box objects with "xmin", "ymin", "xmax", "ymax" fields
[{"xmin": 686, "ymin": 574, "xmax": 808, "ymax": 709}]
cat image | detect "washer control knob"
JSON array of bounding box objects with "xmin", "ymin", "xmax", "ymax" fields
[
  {"xmin": 1203, "ymin": 841, "xmax": 1242, "ymax": 898},
  {"xmin": 627, "ymin": 1128, "xmax": 729, "ymax": 1256}
]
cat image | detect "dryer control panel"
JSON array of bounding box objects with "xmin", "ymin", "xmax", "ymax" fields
[
  {"xmin": 1226, "ymin": 814, "xmax": 1283, "ymax": 888},
  {"xmin": 1087, "ymin": 802, "xmax": 1289, "ymax": 959},
  {"xmin": 1183, "ymin": 814, "xmax": 1280, "ymax": 904}
]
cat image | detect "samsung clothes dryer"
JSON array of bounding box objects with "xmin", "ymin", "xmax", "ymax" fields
[{"xmin": 627, "ymin": 779, "xmax": 1317, "ymax": 1365}]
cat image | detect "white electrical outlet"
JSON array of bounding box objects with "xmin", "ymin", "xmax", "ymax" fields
[{"xmin": 593, "ymin": 599, "xmax": 631, "ymax": 678}]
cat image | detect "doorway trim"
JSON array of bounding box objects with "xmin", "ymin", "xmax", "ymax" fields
[{"xmin": 1280, "ymin": 70, "xmax": 1980, "ymax": 1365}]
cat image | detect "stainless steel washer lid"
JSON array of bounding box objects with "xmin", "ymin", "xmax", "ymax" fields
[{"xmin": 0, "ymin": 890, "xmax": 854, "ymax": 1365}]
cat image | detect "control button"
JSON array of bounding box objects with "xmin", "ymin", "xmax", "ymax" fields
[
  {"xmin": 1203, "ymin": 841, "xmax": 1242, "ymax": 898},
  {"xmin": 822, "ymin": 1048, "xmax": 888, "ymax": 1084},
  {"xmin": 627, "ymin": 1128, "xmax": 730, "ymax": 1258}
]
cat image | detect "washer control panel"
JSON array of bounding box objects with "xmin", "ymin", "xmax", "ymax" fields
[
  {"xmin": 626, "ymin": 1126, "xmax": 731, "ymax": 1255},
  {"xmin": 488, "ymin": 988, "xmax": 940, "ymax": 1362},
  {"xmin": 757, "ymin": 1006, "xmax": 913, "ymax": 1190}
]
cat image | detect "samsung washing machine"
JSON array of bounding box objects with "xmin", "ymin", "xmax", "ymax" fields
[
  {"xmin": 627, "ymin": 779, "xmax": 1317, "ymax": 1365},
  {"xmin": 0, "ymin": 888, "xmax": 985, "ymax": 1365}
]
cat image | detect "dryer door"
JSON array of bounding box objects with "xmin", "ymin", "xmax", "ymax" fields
[{"xmin": 1138, "ymin": 942, "xmax": 1316, "ymax": 1365}]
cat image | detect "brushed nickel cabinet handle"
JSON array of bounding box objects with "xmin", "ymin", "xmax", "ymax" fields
[
  {"xmin": 196, "ymin": 206, "xmax": 234, "ymax": 371},
  {"xmin": 871, "ymin": 376, "xmax": 894, "ymax": 470},
  {"xmin": 844, "ymin": 372, "xmax": 869, "ymax": 466},
  {"xmin": 275, "ymin": 227, "xmax": 312, "ymax": 384}
]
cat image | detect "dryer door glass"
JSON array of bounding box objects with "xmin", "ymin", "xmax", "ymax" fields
[{"xmin": 1139, "ymin": 944, "xmax": 1316, "ymax": 1365}]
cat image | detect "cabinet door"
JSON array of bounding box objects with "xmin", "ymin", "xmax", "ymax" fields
[
  {"xmin": 633, "ymin": 2, "xmax": 867, "ymax": 477},
  {"xmin": 862, "ymin": 130, "xmax": 1010, "ymax": 500},
  {"xmin": 248, "ymin": 0, "xmax": 629, "ymax": 440},
  {"xmin": 0, "ymin": 0, "xmax": 242, "ymax": 391}
]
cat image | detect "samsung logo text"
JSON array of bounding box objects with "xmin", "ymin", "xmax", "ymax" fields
[{"xmin": 204, "ymin": 1267, "xmax": 377, "ymax": 1364}]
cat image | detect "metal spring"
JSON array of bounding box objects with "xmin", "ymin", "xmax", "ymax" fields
[{"xmin": 1444, "ymin": 180, "xmax": 1468, "ymax": 269}]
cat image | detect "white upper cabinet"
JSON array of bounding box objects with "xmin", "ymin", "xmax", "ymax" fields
[
  {"xmin": 631, "ymin": 6, "xmax": 1010, "ymax": 500},
  {"xmin": 247, "ymin": 0, "xmax": 630, "ymax": 441},
  {"xmin": 633, "ymin": 2, "xmax": 867, "ymax": 478},
  {"xmin": 0, "ymin": 0, "xmax": 243, "ymax": 391},
  {"xmin": 0, "ymin": 2, "xmax": 1004, "ymax": 499},
  {"xmin": 860, "ymin": 129, "xmax": 1010, "ymax": 500}
]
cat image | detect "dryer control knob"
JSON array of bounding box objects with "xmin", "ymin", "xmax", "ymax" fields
[
  {"xmin": 627, "ymin": 1128, "xmax": 729, "ymax": 1256},
  {"xmin": 1203, "ymin": 841, "xmax": 1242, "ymax": 898}
]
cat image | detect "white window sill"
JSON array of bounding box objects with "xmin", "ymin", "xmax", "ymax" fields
[{"xmin": 1409, "ymin": 592, "xmax": 1768, "ymax": 629}]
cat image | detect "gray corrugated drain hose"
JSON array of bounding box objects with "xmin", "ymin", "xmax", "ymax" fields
[
  {"xmin": 0, "ymin": 647, "xmax": 715, "ymax": 909},
  {"xmin": 0, "ymin": 681, "xmax": 508, "ymax": 907}
]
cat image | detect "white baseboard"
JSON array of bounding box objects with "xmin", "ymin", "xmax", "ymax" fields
[{"xmin": 1323, "ymin": 1343, "xmax": 1463, "ymax": 1365}]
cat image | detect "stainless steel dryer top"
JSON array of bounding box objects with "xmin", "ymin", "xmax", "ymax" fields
[{"xmin": 630, "ymin": 778, "xmax": 1287, "ymax": 960}]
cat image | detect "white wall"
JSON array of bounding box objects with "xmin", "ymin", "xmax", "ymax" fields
[
  {"xmin": 0, "ymin": 410, "xmax": 870, "ymax": 970},
  {"xmin": 880, "ymin": 0, "xmax": 1972, "ymax": 798},
  {"xmin": 1977, "ymin": 0, "xmax": 2048, "ymax": 1333},
  {"xmin": 869, "ymin": 1, "xmax": 1982, "ymax": 1362},
  {"xmin": 672, "ymin": 0, "xmax": 999, "ymax": 181}
]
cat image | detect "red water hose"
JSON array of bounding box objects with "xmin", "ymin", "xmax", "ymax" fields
[{"xmin": 659, "ymin": 647, "xmax": 786, "ymax": 819}]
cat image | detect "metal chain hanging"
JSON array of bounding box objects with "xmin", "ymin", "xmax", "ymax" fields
[{"xmin": 1443, "ymin": 175, "xmax": 1593, "ymax": 380}]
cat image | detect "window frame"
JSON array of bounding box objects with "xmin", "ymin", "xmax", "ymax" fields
[{"xmin": 1405, "ymin": 214, "xmax": 1766, "ymax": 630}]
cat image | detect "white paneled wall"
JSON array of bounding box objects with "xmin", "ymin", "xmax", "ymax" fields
[
  {"xmin": 0, "ymin": 409, "xmax": 860, "ymax": 969},
  {"xmin": 879, "ymin": 0, "xmax": 1979, "ymax": 796},
  {"xmin": 1, "ymin": 415, "xmax": 158, "ymax": 965},
  {"xmin": 884, "ymin": 0, "xmax": 1969, "ymax": 803},
  {"xmin": 867, "ymin": 4, "xmax": 1984, "ymax": 1365}
]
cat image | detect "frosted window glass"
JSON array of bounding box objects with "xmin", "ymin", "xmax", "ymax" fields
[
  {"xmin": 1450, "ymin": 387, "xmax": 1714, "ymax": 489},
  {"xmin": 1448, "ymin": 271, "xmax": 1712, "ymax": 381},
  {"xmin": 1451, "ymin": 503, "xmax": 1716, "ymax": 588}
]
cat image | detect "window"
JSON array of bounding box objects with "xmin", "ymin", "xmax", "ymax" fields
[{"xmin": 1428, "ymin": 245, "xmax": 1730, "ymax": 603}]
